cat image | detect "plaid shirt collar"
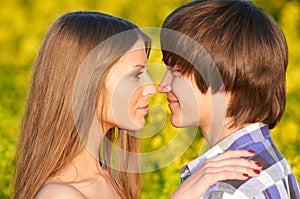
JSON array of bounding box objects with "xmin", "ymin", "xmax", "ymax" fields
[{"xmin": 181, "ymin": 122, "xmax": 268, "ymax": 181}]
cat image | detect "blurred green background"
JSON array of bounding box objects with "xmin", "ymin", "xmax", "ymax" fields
[{"xmin": 0, "ymin": 0, "xmax": 299, "ymax": 198}]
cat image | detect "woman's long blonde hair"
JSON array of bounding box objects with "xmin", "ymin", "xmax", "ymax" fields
[{"xmin": 14, "ymin": 11, "xmax": 150, "ymax": 199}]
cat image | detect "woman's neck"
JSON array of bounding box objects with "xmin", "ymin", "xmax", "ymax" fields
[{"xmin": 54, "ymin": 149, "xmax": 104, "ymax": 182}]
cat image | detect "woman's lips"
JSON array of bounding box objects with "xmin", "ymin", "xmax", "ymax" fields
[{"xmin": 138, "ymin": 105, "xmax": 149, "ymax": 112}]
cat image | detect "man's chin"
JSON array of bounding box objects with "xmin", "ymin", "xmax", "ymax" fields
[{"xmin": 170, "ymin": 118, "xmax": 183, "ymax": 128}]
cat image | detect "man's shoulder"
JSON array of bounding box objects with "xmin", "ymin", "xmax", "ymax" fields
[
  {"xmin": 204, "ymin": 180, "xmax": 265, "ymax": 199},
  {"xmin": 204, "ymin": 164, "xmax": 297, "ymax": 199},
  {"xmin": 35, "ymin": 183, "xmax": 86, "ymax": 199}
]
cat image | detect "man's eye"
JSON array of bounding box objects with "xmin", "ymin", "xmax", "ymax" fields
[
  {"xmin": 168, "ymin": 67, "xmax": 179, "ymax": 74},
  {"xmin": 167, "ymin": 67, "xmax": 183, "ymax": 79},
  {"xmin": 167, "ymin": 66, "xmax": 176, "ymax": 72}
]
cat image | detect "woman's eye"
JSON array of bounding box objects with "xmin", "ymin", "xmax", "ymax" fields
[{"xmin": 135, "ymin": 71, "xmax": 143, "ymax": 78}]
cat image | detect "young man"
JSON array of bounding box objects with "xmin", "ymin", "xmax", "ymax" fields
[{"xmin": 158, "ymin": 0, "xmax": 300, "ymax": 198}]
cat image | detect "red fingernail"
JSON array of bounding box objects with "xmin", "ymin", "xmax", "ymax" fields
[
  {"xmin": 255, "ymin": 162, "xmax": 263, "ymax": 167},
  {"xmin": 253, "ymin": 170, "xmax": 260, "ymax": 174},
  {"xmin": 248, "ymin": 150, "xmax": 255, "ymax": 154},
  {"xmin": 243, "ymin": 173, "xmax": 248, "ymax": 177}
]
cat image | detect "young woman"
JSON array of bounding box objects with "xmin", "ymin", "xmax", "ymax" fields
[{"xmin": 14, "ymin": 11, "xmax": 262, "ymax": 199}]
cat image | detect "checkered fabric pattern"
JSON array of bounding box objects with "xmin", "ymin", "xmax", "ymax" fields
[{"xmin": 181, "ymin": 123, "xmax": 300, "ymax": 198}]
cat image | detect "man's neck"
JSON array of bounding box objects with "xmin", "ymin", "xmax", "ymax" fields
[{"xmin": 202, "ymin": 118, "xmax": 252, "ymax": 147}]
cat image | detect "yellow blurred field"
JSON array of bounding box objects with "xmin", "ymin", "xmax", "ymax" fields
[{"xmin": 0, "ymin": 0, "xmax": 299, "ymax": 198}]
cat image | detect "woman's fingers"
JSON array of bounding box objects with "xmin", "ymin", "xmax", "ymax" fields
[
  {"xmin": 175, "ymin": 168, "xmax": 253, "ymax": 199},
  {"xmin": 206, "ymin": 170, "xmax": 249, "ymax": 185},
  {"xmin": 171, "ymin": 150, "xmax": 263, "ymax": 199},
  {"xmin": 202, "ymin": 158, "xmax": 263, "ymax": 171},
  {"xmin": 197, "ymin": 165, "xmax": 260, "ymax": 178},
  {"xmin": 210, "ymin": 150, "xmax": 256, "ymax": 161}
]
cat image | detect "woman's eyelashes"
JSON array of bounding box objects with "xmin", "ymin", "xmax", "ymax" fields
[
  {"xmin": 135, "ymin": 70, "xmax": 144, "ymax": 79},
  {"xmin": 133, "ymin": 65, "xmax": 147, "ymax": 79}
]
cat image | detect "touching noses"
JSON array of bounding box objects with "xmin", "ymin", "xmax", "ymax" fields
[{"xmin": 158, "ymin": 71, "xmax": 172, "ymax": 93}]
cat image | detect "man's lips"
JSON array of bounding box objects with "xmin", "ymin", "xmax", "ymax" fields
[{"xmin": 167, "ymin": 98, "xmax": 179, "ymax": 103}]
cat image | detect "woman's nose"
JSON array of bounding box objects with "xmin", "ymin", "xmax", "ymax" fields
[
  {"xmin": 141, "ymin": 72, "xmax": 156, "ymax": 97},
  {"xmin": 143, "ymin": 82, "xmax": 156, "ymax": 96}
]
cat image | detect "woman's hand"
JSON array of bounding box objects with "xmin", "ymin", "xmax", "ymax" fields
[{"xmin": 170, "ymin": 150, "xmax": 263, "ymax": 199}]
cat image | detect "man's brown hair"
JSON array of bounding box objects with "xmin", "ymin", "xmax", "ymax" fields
[{"xmin": 161, "ymin": 0, "xmax": 288, "ymax": 129}]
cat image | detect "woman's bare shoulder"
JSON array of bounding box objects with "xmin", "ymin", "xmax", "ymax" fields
[{"xmin": 35, "ymin": 182, "xmax": 86, "ymax": 199}]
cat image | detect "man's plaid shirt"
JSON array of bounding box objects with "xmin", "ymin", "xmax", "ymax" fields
[{"xmin": 181, "ymin": 123, "xmax": 300, "ymax": 198}]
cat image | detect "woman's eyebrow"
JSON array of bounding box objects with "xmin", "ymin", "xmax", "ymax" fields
[
  {"xmin": 128, "ymin": 64, "xmax": 147, "ymax": 73},
  {"xmin": 134, "ymin": 64, "xmax": 147, "ymax": 68}
]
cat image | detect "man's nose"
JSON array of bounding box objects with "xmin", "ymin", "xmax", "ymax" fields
[{"xmin": 158, "ymin": 72, "xmax": 172, "ymax": 93}]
